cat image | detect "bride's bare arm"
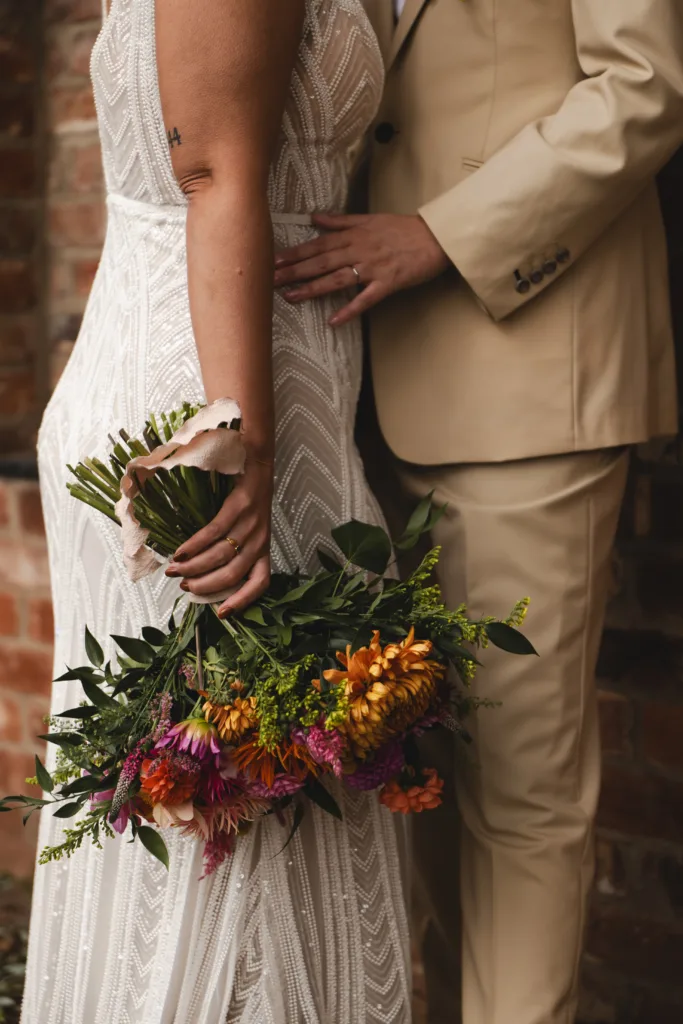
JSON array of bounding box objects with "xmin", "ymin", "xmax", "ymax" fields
[{"xmin": 155, "ymin": 0, "xmax": 305, "ymax": 613}]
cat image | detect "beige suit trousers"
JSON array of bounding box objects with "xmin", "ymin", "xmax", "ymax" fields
[{"xmin": 398, "ymin": 448, "xmax": 629, "ymax": 1024}]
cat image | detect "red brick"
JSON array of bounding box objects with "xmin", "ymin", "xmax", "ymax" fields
[
  {"xmin": 0, "ymin": 29, "xmax": 38, "ymax": 85},
  {"xmin": 49, "ymin": 259, "xmax": 73, "ymax": 304},
  {"xmin": 0, "ymin": 89, "xmax": 34, "ymax": 139},
  {"xmin": 72, "ymin": 143, "xmax": 104, "ymax": 192},
  {"xmin": 0, "ymin": 748, "xmax": 39, "ymax": 797},
  {"xmin": 0, "ymin": 205, "xmax": 37, "ymax": 252},
  {"xmin": 74, "ymin": 256, "xmax": 99, "ymax": 296},
  {"xmin": 0, "ymin": 147, "xmax": 36, "ymax": 199},
  {"xmin": 0, "ymin": 320, "xmax": 33, "ymax": 367},
  {"xmin": 46, "ymin": 0, "xmax": 103, "ymax": 24},
  {"xmin": 0, "ymin": 260, "xmax": 35, "ymax": 313},
  {"xmin": 28, "ymin": 598, "xmax": 53, "ymax": 645},
  {"xmin": 24, "ymin": 697, "xmax": 50, "ymax": 748},
  {"xmin": 49, "ymin": 83, "xmax": 97, "ymax": 130},
  {"xmin": 598, "ymin": 690, "xmax": 633, "ymax": 757},
  {"xmin": 49, "ymin": 200, "xmax": 105, "ymax": 247},
  {"xmin": 0, "ymin": 688, "xmax": 22, "ymax": 742},
  {"xmin": 17, "ymin": 485, "xmax": 44, "ymax": 535},
  {"xmin": 0, "ymin": 592, "xmax": 19, "ymax": 636},
  {"xmin": 48, "ymin": 23, "xmax": 100, "ymax": 78},
  {"xmin": 586, "ymin": 903, "xmax": 683, "ymax": 987},
  {"xmin": 598, "ymin": 763, "xmax": 683, "ymax": 843},
  {"xmin": 0, "ymin": 539, "xmax": 49, "ymax": 591},
  {"xmin": 598, "ymin": 628, "xmax": 683, "ymax": 698},
  {"xmin": 640, "ymin": 702, "xmax": 683, "ymax": 774},
  {"xmin": 0, "ymin": 643, "xmax": 53, "ymax": 697},
  {"xmin": 0, "ymin": 367, "xmax": 35, "ymax": 418}
]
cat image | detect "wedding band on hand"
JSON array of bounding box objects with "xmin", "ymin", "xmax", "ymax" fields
[
  {"xmin": 350, "ymin": 265, "xmax": 361, "ymax": 285},
  {"xmin": 225, "ymin": 536, "xmax": 241, "ymax": 556}
]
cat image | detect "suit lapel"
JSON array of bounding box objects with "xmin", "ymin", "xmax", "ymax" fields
[{"xmin": 387, "ymin": 0, "xmax": 429, "ymax": 70}]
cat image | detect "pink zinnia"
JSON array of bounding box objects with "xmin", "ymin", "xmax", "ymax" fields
[
  {"xmin": 293, "ymin": 720, "xmax": 344, "ymax": 778},
  {"xmin": 346, "ymin": 741, "xmax": 405, "ymax": 792},
  {"xmin": 157, "ymin": 718, "xmax": 221, "ymax": 767},
  {"xmin": 248, "ymin": 774, "xmax": 305, "ymax": 799}
]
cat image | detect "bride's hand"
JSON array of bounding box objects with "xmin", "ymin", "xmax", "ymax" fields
[{"xmin": 165, "ymin": 460, "xmax": 274, "ymax": 617}]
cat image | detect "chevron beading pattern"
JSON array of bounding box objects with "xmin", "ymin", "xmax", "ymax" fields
[{"xmin": 21, "ymin": 1, "xmax": 411, "ymax": 1021}]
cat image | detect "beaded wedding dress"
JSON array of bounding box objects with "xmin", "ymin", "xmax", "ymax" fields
[{"xmin": 22, "ymin": 2, "xmax": 411, "ymax": 1022}]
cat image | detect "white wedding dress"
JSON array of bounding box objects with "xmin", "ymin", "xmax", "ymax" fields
[{"xmin": 22, "ymin": 2, "xmax": 411, "ymax": 1022}]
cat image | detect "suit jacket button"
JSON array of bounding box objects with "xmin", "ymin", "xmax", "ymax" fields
[
  {"xmin": 515, "ymin": 277, "xmax": 531, "ymax": 295},
  {"xmin": 374, "ymin": 122, "xmax": 396, "ymax": 144},
  {"xmin": 556, "ymin": 247, "xmax": 571, "ymax": 264},
  {"xmin": 543, "ymin": 259, "xmax": 558, "ymax": 275},
  {"xmin": 530, "ymin": 269, "xmax": 544, "ymax": 285}
]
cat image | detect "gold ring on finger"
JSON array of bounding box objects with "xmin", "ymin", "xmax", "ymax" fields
[{"xmin": 225, "ymin": 535, "xmax": 241, "ymax": 555}]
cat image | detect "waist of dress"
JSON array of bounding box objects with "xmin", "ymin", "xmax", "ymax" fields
[{"xmin": 106, "ymin": 191, "xmax": 320, "ymax": 226}]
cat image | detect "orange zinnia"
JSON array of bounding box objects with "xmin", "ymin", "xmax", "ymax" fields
[
  {"xmin": 379, "ymin": 768, "xmax": 444, "ymax": 815},
  {"xmin": 203, "ymin": 696, "xmax": 259, "ymax": 743},
  {"xmin": 139, "ymin": 751, "xmax": 200, "ymax": 806}
]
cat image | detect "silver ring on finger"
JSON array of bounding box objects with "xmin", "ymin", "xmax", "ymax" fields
[{"xmin": 350, "ymin": 264, "xmax": 361, "ymax": 287}]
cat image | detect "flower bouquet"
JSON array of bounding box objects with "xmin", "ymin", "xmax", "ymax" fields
[{"xmin": 0, "ymin": 401, "xmax": 534, "ymax": 877}]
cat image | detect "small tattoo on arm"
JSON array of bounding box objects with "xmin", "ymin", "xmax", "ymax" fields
[{"xmin": 167, "ymin": 127, "xmax": 182, "ymax": 149}]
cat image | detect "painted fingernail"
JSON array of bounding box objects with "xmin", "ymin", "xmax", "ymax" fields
[
  {"xmin": 165, "ymin": 567, "xmax": 180, "ymax": 578},
  {"xmin": 217, "ymin": 603, "xmax": 232, "ymax": 618},
  {"xmin": 180, "ymin": 581, "xmax": 190, "ymax": 592},
  {"xmin": 174, "ymin": 551, "xmax": 187, "ymax": 562}
]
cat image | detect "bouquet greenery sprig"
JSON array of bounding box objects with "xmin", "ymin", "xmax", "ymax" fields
[{"xmin": 0, "ymin": 403, "xmax": 535, "ymax": 877}]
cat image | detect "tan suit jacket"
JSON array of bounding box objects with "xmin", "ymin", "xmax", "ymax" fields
[{"xmin": 364, "ymin": 0, "xmax": 683, "ymax": 465}]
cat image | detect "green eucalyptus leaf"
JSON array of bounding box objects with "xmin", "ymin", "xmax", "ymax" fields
[
  {"xmin": 331, "ymin": 520, "xmax": 392, "ymax": 575},
  {"xmin": 350, "ymin": 625, "xmax": 374, "ymax": 655},
  {"xmin": 34, "ymin": 755, "xmax": 54, "ymax": 794},
  {"xmin": 55, "ymin": 666, "xmax": 100, "ymax": 683},
  {"xmin": 316, "ymin": 548, "xmax": 342, "ymax": 573},
  {"xmin": 277, "ymin": 800, "xmax": 306, "ymax": 856},
  {"xmin": 111, "ymin": 635, "xmax": 155, "ymax": 665},
  {"xmin": 277, "ymin": 623, "xmax": 293, "ymax": 646},
  {"xmin": 37, "ymin": 732, "xmax": 84, "ymax": 748},
  {"xmin": 84, "ymin": 625, "xmax": 104, "ymax": 667},
  {"xmin": 142, "ymin": 626, "xmax": 168, "ymax": 647},
  {"xmin": 303, "ymin": 777, "xmax": 342, "ymax": 820},
  {"xmin": 243, "ymin": 606, "xmax": 266, "ymax": 626},
  {"xmin": 80, "ymin": 679, "xmax": 119, "ymax": 710},
  {"xmin": 55, "ymin": 706, "xmax": 100, "ymax": 719},
  {"xmin": 52, "ymin": 801, "xmax": 84, "ymax": 819},
  {"xmin": 485, "ymin": 622, "xmax": 537, "ymax": 656},
  {"xmin": 137, "ymin": 825, "xmax": 170, "ymax": 869}
]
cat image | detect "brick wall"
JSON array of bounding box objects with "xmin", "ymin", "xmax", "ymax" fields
[
  {"xmin": 0, "ymin": 0, "xmax": 46, "ymax": 456},
  {"xmin": 45, "ymin": 0, "xmax": 104, "ymax": 383},
  {"xmin": 0, "ymin": 478, "xmax": 52, "ymax": 875}
]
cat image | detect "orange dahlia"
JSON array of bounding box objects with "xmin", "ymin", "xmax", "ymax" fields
[
  {"xmin": 139, "ymin": 751, "xmax": 200, "ymax": 806},
  {"xmin": 203, "ymin": 695, "xmax": 258, "ymax": 743},
  {"xmin": 232, "ymin": 737, "xmax": 318, "ymax": 790},
  {"xmin": 323, "ymin": 628, "xmax": 445, "ymax": 760},
  {"xmin": 379, "ymin": 768, "xmax": 444, "ymax": 815}
]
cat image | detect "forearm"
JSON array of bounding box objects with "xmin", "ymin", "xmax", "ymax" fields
[{"xmin": 186, "ymin": 177, "xmax": 275, "ymax": 459}]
